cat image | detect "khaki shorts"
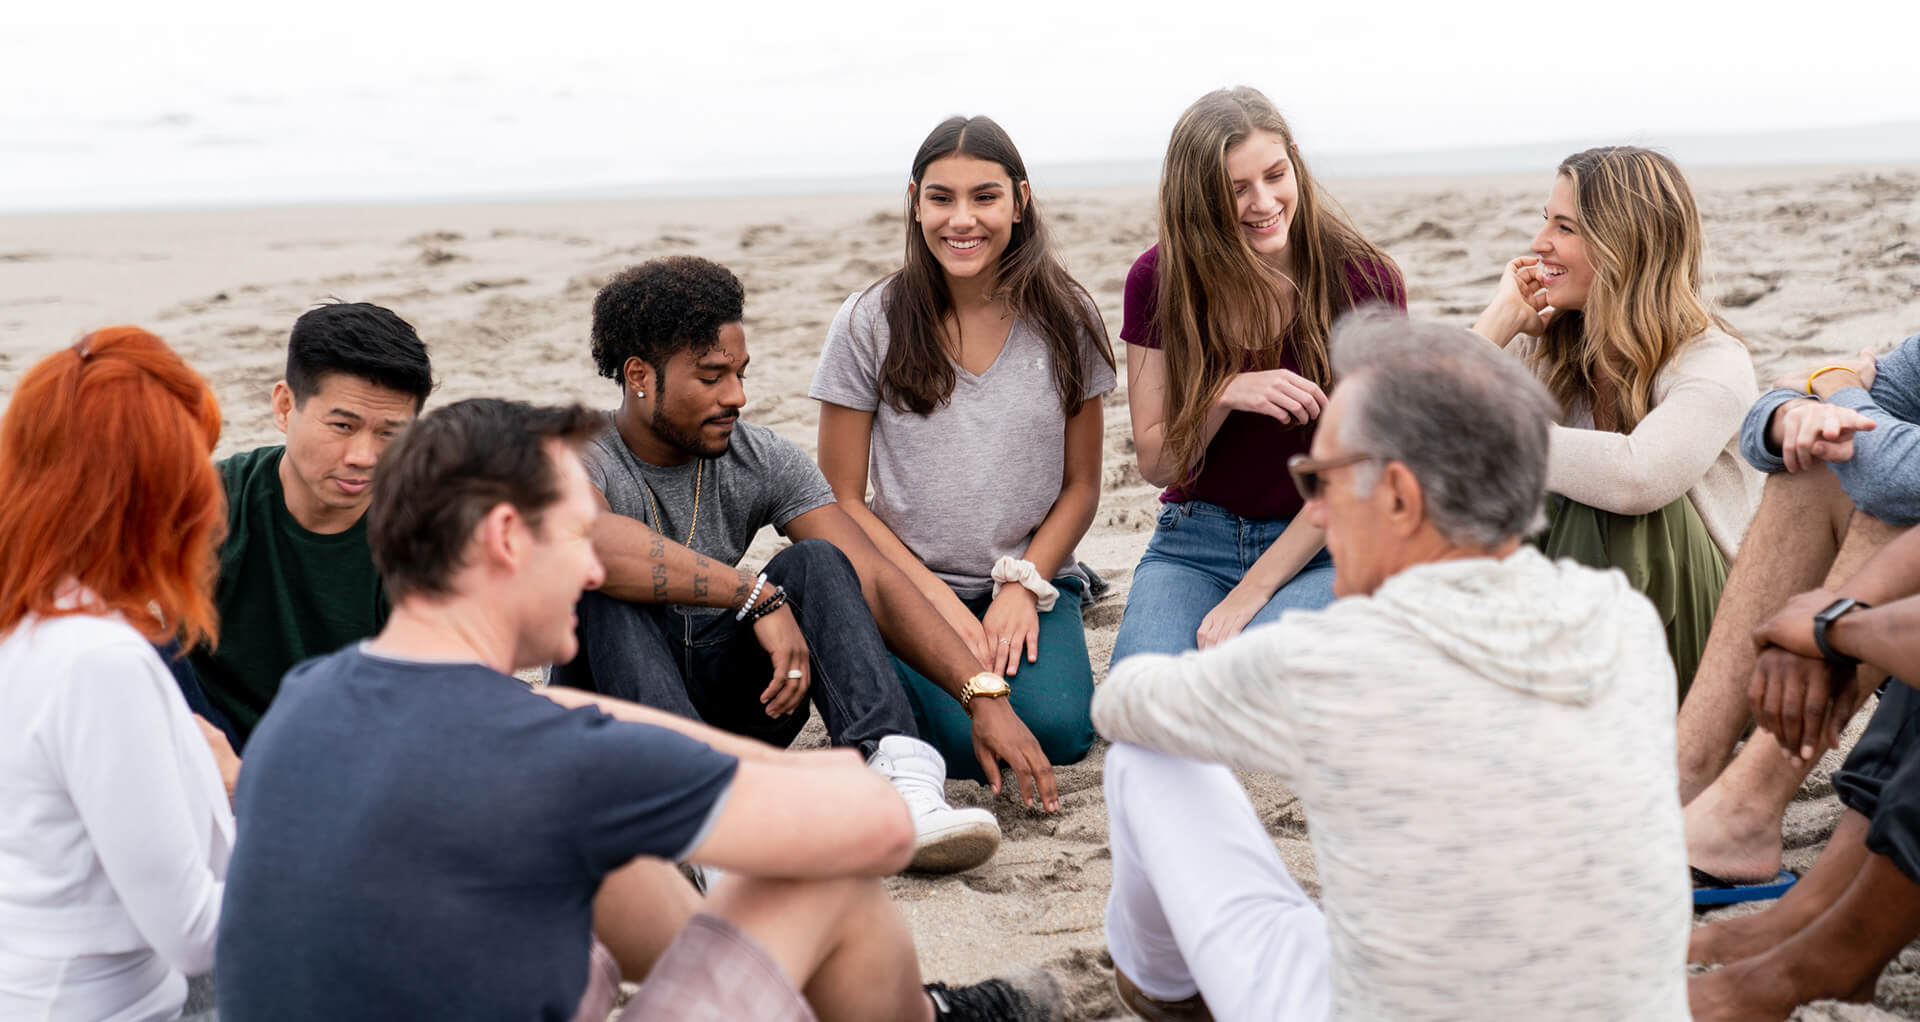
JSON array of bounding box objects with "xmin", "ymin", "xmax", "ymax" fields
[{"xmin": 620, "ymin": 913, "xmax": 816, "ymax": 1022}]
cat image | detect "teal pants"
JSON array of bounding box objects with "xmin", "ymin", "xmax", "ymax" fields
[{"xmin": 894, "ymin": 577, "xmax": 1097, "ymax": 782}]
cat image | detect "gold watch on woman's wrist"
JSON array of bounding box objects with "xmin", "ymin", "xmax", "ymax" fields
[{"xmin": 961, "ymin": 672, "xmax": 1011, "ymax": 715}]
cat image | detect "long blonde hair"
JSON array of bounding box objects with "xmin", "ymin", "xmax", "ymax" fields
[
  {"xmin": 1532, "ymin": 146, "xmax": 1735, "ymax": 431},
  {"xmin": 1155, "ymin": 87, "xmax": 1397, "ymax": 477}
]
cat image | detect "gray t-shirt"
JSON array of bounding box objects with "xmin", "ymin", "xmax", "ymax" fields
[
  {"xmin": 582, "ymin": 420, "xmax": 836, "ymax": 578},
  {"xmin": 807, "ymin": 281, "xmax": 1116, "ymax": 597}
]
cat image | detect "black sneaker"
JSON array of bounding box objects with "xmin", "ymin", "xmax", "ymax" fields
[{"xmin": 925, "ymin": 970, "xmax": 1062, "ymax": 1021}]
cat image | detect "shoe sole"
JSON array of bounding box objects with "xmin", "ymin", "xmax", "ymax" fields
[{"xmin": 908, "ymin": 820, "xmax": 1001, "ymax": 873}]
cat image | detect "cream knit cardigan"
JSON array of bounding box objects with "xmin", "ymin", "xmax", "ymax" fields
[{"xmin": 1511, "ymin": 327, "xmax": 1761, "ymax": 559}]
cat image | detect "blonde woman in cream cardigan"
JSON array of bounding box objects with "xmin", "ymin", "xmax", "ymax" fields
[{"xmin": 1473, "ymin": 146, "xmax": 1760, "ymax": 698}]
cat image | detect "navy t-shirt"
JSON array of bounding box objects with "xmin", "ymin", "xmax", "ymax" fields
[{"xmin": 216, "ymin": 645, "xmax": 738, "ymax": 1021}]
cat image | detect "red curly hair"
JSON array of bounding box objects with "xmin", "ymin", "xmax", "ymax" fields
[{"xmin": 0, "ymin": 327, "xmax": 225, "ymax": 648}]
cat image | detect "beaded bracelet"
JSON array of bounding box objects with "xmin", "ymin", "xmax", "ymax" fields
[
  {"xmin": 735, "ymin": 573, "xmax": 768, "ymax": 621},
  {"xmin": 743, "ymin": 586, "xmax": 788, "ymax": 625}
]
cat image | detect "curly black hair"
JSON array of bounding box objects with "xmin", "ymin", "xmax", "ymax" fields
[{"xmin": 590, "ymin": 256, "xmax": 746, "ymax": 381}]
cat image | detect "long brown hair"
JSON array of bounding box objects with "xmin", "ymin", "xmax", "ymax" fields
[
  {"xmin": 1530, "ymin": 146, "xmax": 1734, "ymax": 432},
  {"xmin": 0, "ymin": 327, "xmax": 225, "ymax": 648},
  {"xmin": 1156, "ymin": 87, "xmax": 1397, "ymax": 477},
  {"xmin": 873, "ymin": 115, "xmax": 1113, "ymax": 416}
]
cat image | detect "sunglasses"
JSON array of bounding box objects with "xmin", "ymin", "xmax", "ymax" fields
[{"xmin": 1287, "ymin": 452, "xmax": 1384, "ymax": 501}]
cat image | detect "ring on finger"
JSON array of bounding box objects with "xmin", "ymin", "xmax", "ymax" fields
[
  {"xmin": 786, "ymin": 669, "xmax": 803, "ymax": 680},
  {"xmin": 998, "ymin": 637, "xmax": 1011, "ymax": 645}
]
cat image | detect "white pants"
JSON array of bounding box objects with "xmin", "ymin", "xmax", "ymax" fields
[{"xmin": 1104, "ymin": 743, "xmax": 1331, "ymax": 1022}]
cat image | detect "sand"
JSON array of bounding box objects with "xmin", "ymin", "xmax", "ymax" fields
[{"xmin": 4, "ymin": 165, "xmax": 1920, "ymax": 1020}]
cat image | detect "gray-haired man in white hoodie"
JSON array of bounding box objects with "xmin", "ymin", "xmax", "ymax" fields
[{"xmin": 1094, "ymin": 310, "xmax": 1691, "ymax": 1022}]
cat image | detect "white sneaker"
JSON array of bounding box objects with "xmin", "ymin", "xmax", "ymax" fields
[{"xmin": 868, "ymin": 735, "xmax": 1001, "ymax": 873}]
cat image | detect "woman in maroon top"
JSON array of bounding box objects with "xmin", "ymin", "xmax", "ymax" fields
[{"xmin": 1111, "ymin": 87, "xmax": 1404, "ymax": 664}]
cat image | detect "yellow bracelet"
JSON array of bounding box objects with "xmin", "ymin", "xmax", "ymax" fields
[{"xmin": 1806, "ymin": 365, "xmax": 1863, "ymax": 395}]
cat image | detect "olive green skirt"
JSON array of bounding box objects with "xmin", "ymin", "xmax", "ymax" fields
[{"xmin": 1536, "ymin": 494, "xmax": 1728, "ymax": 703}]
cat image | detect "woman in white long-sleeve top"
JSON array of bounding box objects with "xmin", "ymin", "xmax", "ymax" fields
[
  {"xmin": 1472, "ymin": 146, "xmax": 1760, "ymax": 697},
  {"xmin": 0, "ymin": 327, "xmax": 235, "ymax": 1021}
]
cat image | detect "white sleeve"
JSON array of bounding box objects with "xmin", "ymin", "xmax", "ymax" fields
[
  {"xmin": 1092, "ymin": 625, "xmax": 1305, "ymax": 781},
  {"xmin": 1545, "ymin": 343, "xmax": 1752, "ymax": 515},
  {"xmin": 47, "ymin": 641, "xmax": 225, "ymax": 975}
]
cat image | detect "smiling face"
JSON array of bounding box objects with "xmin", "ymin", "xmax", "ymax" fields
[
  {"xmin": 513, "ymin": 441, "xmax": 605, "ymax": 671},
  {"xmin": 1224, "ymin": 130, "xmax": 1299, "ymax": 266},
  {"xmin": 644, "ymin": 322, "xmax": 749, "ymax": 460},
  {"xmin": 1530, "ymin": 175, "xmax": 1595, "ymax": 311},
  {"xmin": 914, "ymin": 153, "xmax": 1026, "ymax": 285},
  {"xmin": 274, "ymin": 372, "xmax": 419, "ymax": 533}
]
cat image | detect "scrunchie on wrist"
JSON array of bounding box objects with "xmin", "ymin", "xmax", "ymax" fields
[{"xmin": 989, "ymin": 556, "xmax": 1059, "ymax": 613}]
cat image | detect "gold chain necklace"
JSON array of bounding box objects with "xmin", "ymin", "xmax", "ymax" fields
[{"xmin": 641, "ymin": 459, "xmax": 702, "ymax": 546}]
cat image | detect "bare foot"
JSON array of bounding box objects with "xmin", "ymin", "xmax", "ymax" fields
[
  {"xmin": 1685, "ymin": 782, "xmax": 1785, "ymax": 885},
  {"xmin": 1689, "ymin": 908, "xmax": 1799, "ymax": 965},
  {"xmin": 1689, "ymin": 962, "xmax": 1797, "ymax": 1022}
]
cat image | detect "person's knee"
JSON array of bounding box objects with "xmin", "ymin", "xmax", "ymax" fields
[
  {"xmin": 1025, "ymin": 707, "xmax": 1096, "ymax": 767},
  {"xmin": 1103, "ymin": 742, "xmax": 1159, "ymax": 804},
  {"xmin": 767, "ymin": 538, "xmax": 860, "ymax": 589},
  {"xmin": 1843, "ymin": 508, "xmax": 1905, "ymax": 552}
]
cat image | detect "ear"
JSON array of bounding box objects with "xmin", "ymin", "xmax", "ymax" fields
[
  {"xmin": 271, "ymin": 381, "xmax": 295, "ymax": 435},
  {"xmin": 907, "ymin": 181, "xmax": 919, "ymax": 222},
  {"xmin": 1015, "ymin": 179, "xmax": 1031, "ymax": 222},
  {"xmin": 622, "ymin": 356, "xmax": 654, "ymax": 397},
  {"xmin": 1380, "ymin": 461, "xmax": 1426, "ymax": 538},
  {"xmin": 473, "ymin": 501, "xmax": 524, "ymax": 577}
]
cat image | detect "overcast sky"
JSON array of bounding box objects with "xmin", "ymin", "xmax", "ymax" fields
[{"xmin": 4, "ymin": 0, "xmax": 1918, "ymax": 210}]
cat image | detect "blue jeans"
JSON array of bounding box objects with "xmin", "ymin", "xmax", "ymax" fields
[
  {"xmin": 1110, "ymin": 501, "xmax": 1335, "ymax": 665},
  {"xmin": 550, "ymin": 539, "xmax": 917, "ymax": 759},
  {"xmin": 894, "ymin": 577, "xmax": 1095, "ymax": 783}
]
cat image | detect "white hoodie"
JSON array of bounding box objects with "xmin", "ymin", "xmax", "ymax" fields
[{"xmin": 1094, "ymin": 547, "xmax": 1690, "ymax": 1022}]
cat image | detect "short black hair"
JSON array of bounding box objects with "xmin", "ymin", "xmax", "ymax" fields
[
  {"xmin": 368, "ymin": 398, "xmax": 602, "ymax": 602},
  {"xmin": 590, "ymin": 256, "xmax": 745, "ymax": 381},
  {"xmin": 286, "ymin": 302, "xmax": 434, "ymax": 410}
]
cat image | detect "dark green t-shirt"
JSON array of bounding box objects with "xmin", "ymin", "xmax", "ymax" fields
[{"xmin": 190, "ymin": 445, "xmax": 389, "ymax": 744}]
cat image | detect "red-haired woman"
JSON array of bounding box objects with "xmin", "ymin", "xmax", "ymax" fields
[{"xmin": 0, "ymin": 328, "xmax": 235, "ymax": 1020}]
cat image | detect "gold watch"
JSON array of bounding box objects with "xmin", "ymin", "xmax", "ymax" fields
[{"xmin": 960, "ymin": 672, "xmax": 1011, "ymax": 715}]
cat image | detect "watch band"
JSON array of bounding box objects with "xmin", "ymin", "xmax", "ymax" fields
[{"xmin": 1813, "ymin": 597, "xmax": 1869, "ymax": 667}]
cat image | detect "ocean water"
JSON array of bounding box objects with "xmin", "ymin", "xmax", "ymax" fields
[{"xmin": 5, "ymin": 93, "xmax": 1918, "ymax": 214}]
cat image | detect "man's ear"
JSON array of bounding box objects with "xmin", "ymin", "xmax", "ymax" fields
[
  {"xmin": 270, "ymin": 381, "xmax": 295, "ymax": 435},
  {"xmin": 473, "ymin": 501, "xmax": 524, "ymax": 576},
  {"xmin": 622, "ymin": 357, "xmax": 654, "ymax": 397},
  {"xmin": 1381, "ymin": 461, "xmax": 1425, "ymax": 537}
]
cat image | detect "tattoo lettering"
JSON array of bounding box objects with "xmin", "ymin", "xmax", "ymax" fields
[{"xmin": 652, "ymin": 562, "xmax": 669, "ymax": 602}]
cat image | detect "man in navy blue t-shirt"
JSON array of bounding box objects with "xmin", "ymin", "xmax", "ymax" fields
[{"xmin": 215, "ymin": 398, "xmax": 1060, "ymax": 1022}]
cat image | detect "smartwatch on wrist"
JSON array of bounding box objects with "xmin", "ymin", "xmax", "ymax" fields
[{"xmin": 1812, "ymin": 597, "xmax": 1869, "ymax": 667}]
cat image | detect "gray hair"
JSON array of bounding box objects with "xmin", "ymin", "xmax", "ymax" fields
[{"xmin": 1331, "ymin": 307, "xmax": 1559, "ymax": 547}]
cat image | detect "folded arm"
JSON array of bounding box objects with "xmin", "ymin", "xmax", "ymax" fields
[
  {"xmin": 1094, "ymin": 628, "xmax": 1302, "ymax": 779},
  {"xmin": 1548, "ymin": 368, "xmax": 1748, "ymax": 515},
  {"xmin": 686, "ymin": 753, "xmax": 915, "ymax": 877},
  {"xmin": 588, "ymin": 487, "xmax": 755, "ymax": 608}
]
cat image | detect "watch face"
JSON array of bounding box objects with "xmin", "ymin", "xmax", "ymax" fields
[{"xmin": 968, "ymin": 676, "xmax": 1010, "ymax": 698}]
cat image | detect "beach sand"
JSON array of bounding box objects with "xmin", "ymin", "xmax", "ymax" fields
[{"xmin": 4, "ymin": 166, "xmax": 1919, "ymax": 1019}]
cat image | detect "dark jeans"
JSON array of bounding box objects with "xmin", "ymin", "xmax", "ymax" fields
[{"xmin": 550, "ymin": 539, "xmax": 917, "ymax": 758}]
